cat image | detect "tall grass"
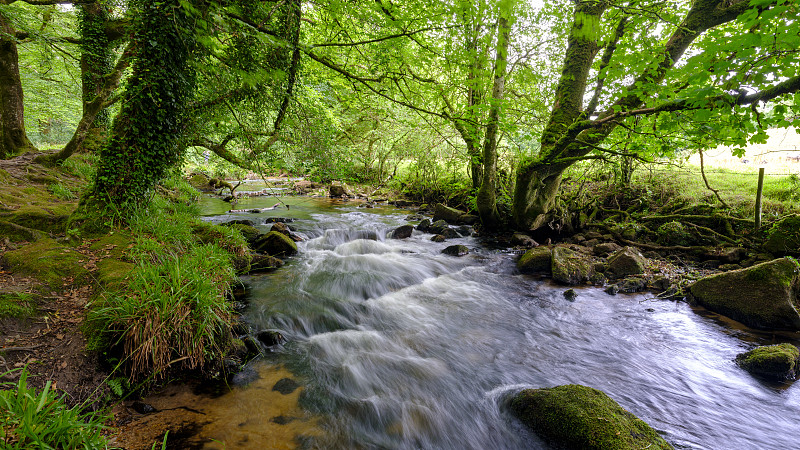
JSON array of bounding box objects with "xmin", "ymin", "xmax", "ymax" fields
[
  {"xmin": 0, "ymin": 370, "xmax": 108, "ymax": 449},
  {"xmin": 85, "ymin": 178, "xmax": 244, "ymax": 384}
]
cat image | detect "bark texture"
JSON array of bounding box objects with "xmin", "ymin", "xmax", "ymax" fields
[{"xmin": 0, "ymin": 10, "xmax": 35, "ymax": 159}]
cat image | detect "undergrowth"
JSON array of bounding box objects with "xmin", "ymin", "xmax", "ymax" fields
[{"xmin": 0, "ymin": 370, "xmax": 108, "ymax": 449}]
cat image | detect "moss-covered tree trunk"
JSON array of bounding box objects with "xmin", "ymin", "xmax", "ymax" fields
[
  {"xmin": 0, "ymin": 9, "xmax": 35, "ymax": 159},
  {"xmin": 71, "ymin": 0, "xmax": 197, "ymax": 232},
  {"xmin": 475, "ymin": 1, "xmax": 512, "ymax": 229},
  {"xmin": 77, "ymin": 3, "xmax": 114, "ymax": 153}
]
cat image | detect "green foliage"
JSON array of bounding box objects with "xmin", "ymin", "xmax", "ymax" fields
[
  {"xmin": 0, "ymin": 370, "xmax": 108, "ymax": 449},
  {"xmin": 62, "ymin": 154, "xmax": 98, "ymax": 181}
]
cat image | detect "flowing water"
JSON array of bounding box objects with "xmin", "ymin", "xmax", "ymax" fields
[{"xmin": 198, "ymin": 196, "xmax": 800, "ymax": 449}]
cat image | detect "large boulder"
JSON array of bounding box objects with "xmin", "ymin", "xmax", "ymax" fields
[
  {"xmin": 764, "ymin": 214, "xmax": 800, "ymax": 255},
  {"xmin": 252, "ymin": 231, "xmax": 298, "ymax": 256},
  {"xmin": 551, "ymin": 247, "xmax": 595, "ymax": 285},
  {"xmin": 606, "ymin": 247, "xmax": 647, "ymax": 278},
  {"xmin": 433, "ymin": 203, "xmax": 465, "ymax": 224},
  {"xmin": 736, "ymin": 343, "xmax": 800, "ymax": 380},
  {"xmin": 517, "ymin": 247, "xmax": 552, "ymax": 274},
  {"xmin": 329, "ymin": 184, "xmax": 350, "ymax": 198},
  {"xmin": 509, "ymin": 384, "xmax": 673, "ymax": 450},
  {"xmin": 429, "ymin": 220, "xmax": 449, "ymax": 235},
  {"xmin": 689, "ymin": 258, "xmax": 800, "ymax": 330}
]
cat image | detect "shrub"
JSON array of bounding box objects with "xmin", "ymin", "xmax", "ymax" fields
[{"xmin": 0, "ymin": 370, "xmax": 108, "ymax": 449}]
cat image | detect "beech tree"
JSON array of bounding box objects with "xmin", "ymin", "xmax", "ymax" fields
[{"xmin": 512, "ymin": 0, "xmax": 800, "ymax": 230}]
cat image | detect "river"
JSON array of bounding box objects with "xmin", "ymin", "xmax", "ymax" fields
[{"xmin": 193, "ymin": 195, "xmax": 800, "ymax": 449}]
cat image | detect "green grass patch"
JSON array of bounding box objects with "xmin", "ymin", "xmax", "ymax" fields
[
  {"xmin": 0, "ymin": 370, "xmax": 108, "ymax": 449},
  {"xmin": 47, "ymin": 183, "xmax": 77, "ymax": 200},
  {"xmin": 0, "ymin": 293, "xmax": 36, "ymax": 319}
]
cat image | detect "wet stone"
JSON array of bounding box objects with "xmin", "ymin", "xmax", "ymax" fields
[
  {"xmin": 132, "ymin": 401, "xmax": 157, "ymax": 414},
  {"xmin": 431, "ymin": 234, "xmax": 446, "ymax": 242},
  {"xmin": 272, "ymin": 378, "xmax": 300, "ymax": 395},
  {"xmin": 271, "ymin": 415, "xmax": 296, "ymax": 425},
  {"xmin": 442, "ymin": 245, "xmax": 469, "ymax": 256}
]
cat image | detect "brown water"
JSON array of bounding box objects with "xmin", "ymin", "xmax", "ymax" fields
[{"xmin": 190, "ymin": 196, "xmax": 800, "ymax": 449}]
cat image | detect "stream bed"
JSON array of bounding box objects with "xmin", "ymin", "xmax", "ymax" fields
[{"xmin": 190, "ymin": 196, "xmax": 800, "ymax": 449}]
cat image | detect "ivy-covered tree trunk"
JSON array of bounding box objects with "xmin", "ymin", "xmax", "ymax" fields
[
  {"xmin": 0, "ymin": 10, "xmax": 35, "ymax": 159},
  {"xmin": 77, "ymin": 3, "xmax": 113, "ymax": 152},
  {"xmin": 71, "ymin": 0, "xmax": 197, "ymax": 231}
]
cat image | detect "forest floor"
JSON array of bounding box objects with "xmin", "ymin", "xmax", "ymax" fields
[{"xmin": 0, "ymin": 152, "xmax": 113, "ymax": 410}]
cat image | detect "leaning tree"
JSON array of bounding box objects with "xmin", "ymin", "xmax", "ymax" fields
[{"xmin": 512, "ymin": 0, "xmax": 800, "ymax": 230}]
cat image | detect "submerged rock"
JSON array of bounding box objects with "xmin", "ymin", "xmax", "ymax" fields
[
  {"xmin": 272, "ymin": 378, "xmax": 300, "ymax": 395},
  {"xmin": 256, "ymin": 330, "xmax": 286, "ymax": 347},
  {"xmin": 249, "ymin": 253, "xmax": 285, "ymax": 273},
  {"xmin": 606, "ymin": 247, "xmax": 647, "ymax": 278},
  {"xmin": 551, "ymin": 247, "xmax": 594, "ymax": 286},
  {"xmin": 431, "ymin": 234, "xmax": 446, "ymax": 242},
  {"xmin": 391, "ymin": 224, "xmax": 415, "ymax": 239},
  {"xmin": 509, "ymin": 384, "xmax": 673, "ymax": 450},
  {"xmin": 517, "ymin": 247, "xmax": 552, "ymax": 274},
  {"xmin": 736, "ymin": 343, "xmax": 800, "ymax": 380},
  {"xmin": 563, "ymin": 289, "xmax": 578, "ymax": 301},
  {"xmin": 442, "ymin": 245, "xmax": 469, "ymax": 256},
  {"xmin": 689, "ymin": 258, "xmax": 800, "ymax": 330},
  {"xmin": 252, "ymin": 231, "xmax": 298, "ymax": 256}
]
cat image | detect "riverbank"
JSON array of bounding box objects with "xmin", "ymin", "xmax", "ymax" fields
[{"xmin": 2, "ymin": 152, "xmax": 799, "ymax": 448}]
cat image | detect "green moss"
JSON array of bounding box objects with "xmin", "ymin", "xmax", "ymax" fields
[
  {"xmin": 764, "ymin": 214, "xmax": 800, "ymax": 255},
  {"xmin": 224, "ymin": 223, "xmax": 260, "ymax": 244},
  {"xmin": 689, "ymin": 258, "xmax": 800, "ymax": 330},
  {"xmin": 0, "ymin": 168, "xmax": 12, "ymax": 184},
  {"xmin": 517, "ymin": 247, "xmax": 552, "ymax": 273},
  {"xmin": 191, "ymin": 221, "xmax": 251, "ymax": 272},
  {"xmin": 551, "ymin": 247, "xmax": 594, "ymax": 285},
  {"xmin": 656, "ymin": 221, "xmax": 695, "ymax": 247},
  {"xmin": 0, "ymin": 219, "xmax": 46, "ymax": 242},
  {"xmin": 2, "ymin": 203, "xmax": 76, "ymax": 234},
  {"xmin": 89, "ymin": 232, "xmax": 134, "ymax": 260},
  {"xmin": 510, "ymin": 384, "xmax": 672, "ymax": 450},
  {"xmin": 736, "ymin": 343, "xmax": 799, "ymax": 380},
  {"xmin": 253, "ymin": 230, "xmax": 298, "ymax": 256},
  {"xmin": 2, "ymin": 238, "xmax": 91, "ymax": 289},
  {"xmin": 95, "ymin": 259, "xmax": 134, "ymax": 290},
  {"xmin": 0, "ymin": 292, "xmax": 37, "ymax": 318}
]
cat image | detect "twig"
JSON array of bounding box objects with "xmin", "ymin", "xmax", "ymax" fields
[{"xmin": 698, "ymin": 149, "xmax": 729, "ymax": 208}]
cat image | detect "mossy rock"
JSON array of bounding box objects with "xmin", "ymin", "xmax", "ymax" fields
[
  {"xmin": 656, "ymin": 221, "xmax": 694, "ymax": 247},
  {"xmin": 689, "ymin": 258, "xmax": 800, "ymax": 330},
  {"xmin": 249, "ymin": 253, "xmax": 285, "ymax": 273},
  {"xmin": 509, "ymin": 384, "xmax": 672, "ymax": 450},
  {"xmin": 0, "ymin": 292, "xmax": 37, "ymax": 318},
  {"xmin": 1, "ymin": 203, "xmax": 75, "ymax": 234},
  {"xmin": 1, "ymin": 238, "xmax": 91, "ymax": 288},
  {"xmin": 607, "ymin": 247, "xmax": 647, "ymax": 278},
  {"xmin": 517, "ymin": 247, "xmax": 552, "ymax": 274},
  {"xmin": 0, "ymin": 219, "xmax": 46, "ymax": 242},
  {"xmin": 551, "ymin": 247, "xmax": 595, "ymax": 286},
  {"xmin": 433, "ymin": 203, "xmax": 465, "ymax": 224},
  {"xmin": 764, "ymin": 214, "xmax": 800, "ymax": 255},
  {"xmin": 442, "ymin": 244, "xmax": 469, "ymax": 256},
  {"xmin": 736, "ymin": 343, "xmax": 800, "ymax": 380},
  {"xmin": 221, "ymin": 223, "xmax": 260, "ymax": 246},
  {"xmin": 187, "ymin": 172, "xmax": 214, "ymax": 192},
  {"xmin": 252, "ymin": 231, "xmax": 298, "ymax": 256},
  {"xmin": 95, "ymin": 259, "xmax": 134, "ymax": 290}
]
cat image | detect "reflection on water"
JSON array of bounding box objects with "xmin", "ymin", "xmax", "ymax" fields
[{"xmin": 201, "ymin": 200, "xmax": 799, "ymax": 449}]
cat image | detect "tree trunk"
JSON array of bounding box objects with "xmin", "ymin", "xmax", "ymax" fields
[
  {"xmin": 512, "ymin": 164, "xmax": 563, "ymax": 230},
  {"xmin": 0, "ymin": 11, "xmax": 35, "ymax": 159},
  {"xmin": 476, "ymin": 4, "xmax": 511, "ymax": 229},
  {"xmin": 77, "ymin": 3, "xmax": 114, "ymax": 152}
]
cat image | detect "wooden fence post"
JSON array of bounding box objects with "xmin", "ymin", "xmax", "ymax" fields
[{"xmin": 755, "ymin": 167, "xmax": 765, "ymax": 231}]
